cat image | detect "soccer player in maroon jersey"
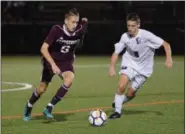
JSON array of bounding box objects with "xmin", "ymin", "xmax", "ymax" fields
[{"xmin": 23, "ymin": 8, "xmax": 88, "ymax": 121}]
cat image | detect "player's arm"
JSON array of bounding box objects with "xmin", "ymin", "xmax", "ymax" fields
[
  {"xmin": 76, "ymin": 18, "xmax": 88, "ymax": 49},
  {"xmin": 110, "ymin": 53, "xmax": 119, "ymax": 68},
  {"xmin": 41, "ymin": 42, "xmax": 61, "ymax": 75},
  {"xmin": 162, "ymin": 41, "xmax": 173, "ymax": 68},
  {"xmin": 41, "ymin": 26, "xmax": 61, "ymax": 74},
  {"xmin": 109, "ymin": 52, "xmax": 119, "ymax": 76},
  {"xmin": 81, "ymin": 17, "xmax": 88, "ymax": 34},
  {"xmin": 40, "ymin": 42, "xmax": 56, "ymax": 66},
  {"xmin": 147, "ymin": 31, "xmax": 173, "ymax": 68},
  {"xmin": 109, "ymin": 35, "xmax": 126, "ymax": 76}
]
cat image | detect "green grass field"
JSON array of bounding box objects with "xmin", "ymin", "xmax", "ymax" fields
[{"xmin": 2, "ymin": 56, "xmax": 184, "ymax": 134}]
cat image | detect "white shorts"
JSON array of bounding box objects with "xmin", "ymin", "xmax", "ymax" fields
[{"xmin": 119, "ymin": 66, "xmax": 147, "ymax": 91}]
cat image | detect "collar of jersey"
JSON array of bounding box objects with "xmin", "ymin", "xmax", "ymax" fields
[{"xmin": 63, "ymin": 25, "xmax": 76, "ymax": 36}]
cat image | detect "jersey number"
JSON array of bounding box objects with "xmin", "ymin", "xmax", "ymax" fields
[{"xmin": 61, "ymin": 46, "xmax": 70, "ymax": 53}]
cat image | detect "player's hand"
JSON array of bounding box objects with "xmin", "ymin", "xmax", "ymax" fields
[
  {"xmin": 51, "ymin": 63, "xmax": 61, "ymax": 75},
  {"xmin": 109, "ymin": 67, "xmax": 116, "ymax": 76},
  {"xmin": 165, "ymin": 57, "xmax": 173, "ymax": 68},
  {"xmin": 82, "ymin": 17, "xmax": 88, "ymax": 22}
]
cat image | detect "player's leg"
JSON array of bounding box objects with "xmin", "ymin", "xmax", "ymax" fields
[
  {"xmin": 43, "ymin": 70, "xmax": 75, "ymax": 119},
  {"xmin": 124, "ymin": 74, "xmax": 147, "ymax": 104},
  {"xmin": 109, "ymin": 74, "xmax": 129, "ymax": 119},
  {"xmin": 109, "ymin": 74, "xmax": 146, "ymax": 119},
  {"xmin": 109, "ymin": 66, "xmax": 137, "ymax": 119},
  {"xmin": 23, "ymin": 67, "xmax": 54, "ymax": 121}
]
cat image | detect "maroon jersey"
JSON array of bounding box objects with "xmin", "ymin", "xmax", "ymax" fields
[{"xmin": 44, "ymin": 21, "xmax": 87, "ymax": 63}]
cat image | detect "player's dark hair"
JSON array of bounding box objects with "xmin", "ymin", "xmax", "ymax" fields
[
  {"xmin": 65, "ymin": 8, "xmax": 79, "ymax": 19},
  {"xmin": 126, "ymin": 13, "xmax": 140, "ymax": 24}
]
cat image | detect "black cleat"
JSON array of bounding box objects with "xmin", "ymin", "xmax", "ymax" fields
[
  {"xmin": 112, "ymin": 102, "xmax": 115, "ymax": 108},
  {"xmin": 109, "ymin": 112, "xmax": 121, "ymax": 119}
]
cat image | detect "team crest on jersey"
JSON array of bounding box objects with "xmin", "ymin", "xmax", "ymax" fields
[{"xmin": 136, "ymin": 37, "xmax": 141, "ymax": 44}]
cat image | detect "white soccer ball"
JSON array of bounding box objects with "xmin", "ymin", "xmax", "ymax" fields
[{"xmin": 88, "ymin": 110, "xmax": 107, "ymax": 126}]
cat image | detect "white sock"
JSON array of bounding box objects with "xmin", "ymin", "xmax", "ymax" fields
[
  {"xmin": 122, "ymin": 94, "xmax": 129, "ymax": 104},
  {"xmin": 48, "ymin": 103, "xmax": 54, "ymax": 108},
  {"xmin": 114, "ymin": 94, "xmax": 129, "ymax": 104},
  {"xmin": 27, "ymin": 101, "xmax": 33, "ymax": 107},
  {"xmin": 114, "ymin": 93, "xmax": 124, "ymax": 114}
]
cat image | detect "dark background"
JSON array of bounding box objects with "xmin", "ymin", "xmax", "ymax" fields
[{"xmin": 1, "ymin": 1, "xmax": 184, "ymax": 55}]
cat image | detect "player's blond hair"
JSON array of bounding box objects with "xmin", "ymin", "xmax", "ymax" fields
[{"xmin": 65, "ymin": 8, "xmax": 79, "ymax": 19}]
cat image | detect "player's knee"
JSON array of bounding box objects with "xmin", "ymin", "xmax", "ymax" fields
[
  {"xmin": 119, "ymin": 83, "xmax": 126, "ymax": 89},
  {"xmin": 37, "ymin": 82, "xmax": 48, "ymax": 95},
  {"xmin": 37, "ymin": 87, "xmax": 46, "ymax": 95},
  {"xmin": 62, "ymin": 72, "xmax": 75, "ymax": 87},
  {"xmin": 118, "ymin": 83, "xmax": 126, "ymax": 94}
]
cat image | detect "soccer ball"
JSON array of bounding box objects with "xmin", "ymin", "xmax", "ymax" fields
[{"xmin": 88, "ymin": 110, "xmax": 107, "ymax": 126}]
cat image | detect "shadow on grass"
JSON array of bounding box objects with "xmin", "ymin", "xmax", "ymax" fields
[
  {"xmin": 32, "ymin": 113, "xmax": 74, "ymax": 123},
  {"xmin": 31, "ymin": 109, "xmax": 163, "ymax": 123},
  {"xmin": 105, "ymin": 109, "xmax": 164, "ymax": 116}
]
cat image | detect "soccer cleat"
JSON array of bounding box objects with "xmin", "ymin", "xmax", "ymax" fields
[
  {"xmin": 109, "ymin": 112, "xmax": 121, "ymax": 119},
  {"xmin": 23, "ymin": 102, "xmax": 32, "ymax": 121},
  {"xmin": 23, "ymin": 116, "xmax": 31, "ymax": 122},
  {"xmin": 43, "ymin": 108, "xmax": 54, "ymax": 119},
  {"xmin": 112, "ymin": 102, "xmax": 115, "ymax": 108}
]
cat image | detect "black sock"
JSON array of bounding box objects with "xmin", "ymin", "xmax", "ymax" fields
[
  {"xmin": 46, "ymin": 84, "xmax": 69, "ymax": 112},
  {"xmin": 25, "ymin": 107, "xmax": 32, "ymax": 116},
  {"xmin": 55, "ymin": 84, "xmax": 69, "ymax": 99},
  {"xmin": 28, "ymin": 89, "xmax": 40, "ymax": 105},
  {"xmin": 46, "ymin": 96, "xmax": 61, "ymax": 113}
]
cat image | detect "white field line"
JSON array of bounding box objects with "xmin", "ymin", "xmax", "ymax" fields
[{"xmin": 2, "ymin": 82, "xmax": 33, "ymax": 92}]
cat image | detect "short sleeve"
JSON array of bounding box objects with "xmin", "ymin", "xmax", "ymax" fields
[
  {"xmin": 114, "ymin": 34, "xmax": 126, "ymax": 54},
  {"xmin": 44, "ymin": 25, "xmax": 58, "ymax": 46},
  {"xmin": 146, "ymin": 31, "xmax": 164, "ymax": 49}
]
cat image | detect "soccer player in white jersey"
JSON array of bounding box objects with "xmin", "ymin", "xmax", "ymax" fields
[{"xmin": 108, "ymin": 13, "xmax": 173, "ymax": 119}]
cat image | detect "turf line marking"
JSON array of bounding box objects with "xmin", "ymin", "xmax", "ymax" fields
[
  {"xmin": 1, "ymin": 99, "xmax": 184, "ymax": 120},
  {"xmin": 2, "ymin": 82, "xmax": 33, "ymax": 92}
]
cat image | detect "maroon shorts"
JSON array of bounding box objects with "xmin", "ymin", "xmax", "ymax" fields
[{"xmin": 41, "ymin": 60, "xmax": 74, "ymax": 83}]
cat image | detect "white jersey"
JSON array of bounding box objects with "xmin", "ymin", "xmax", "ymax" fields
[{"xmin": 114, "ymin": 29, "xmax": 164, "ymax": 77}]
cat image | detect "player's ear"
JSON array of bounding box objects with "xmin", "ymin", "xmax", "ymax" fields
[
  {"xmin": 138, "ymin": 23, "xmax": 140, "ymax": 28},
  {"xmin": 64, "ymin": 19, "xmax": 67, "ymax": 24}
]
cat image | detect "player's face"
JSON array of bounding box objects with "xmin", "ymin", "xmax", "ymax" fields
[
  {"xmin": 65, "ymin": 15, "xmax": 79, "ymax": 32},
  {"xmin": 127, "ymin": 20, "xmax": 139, "ymax": 36}
]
